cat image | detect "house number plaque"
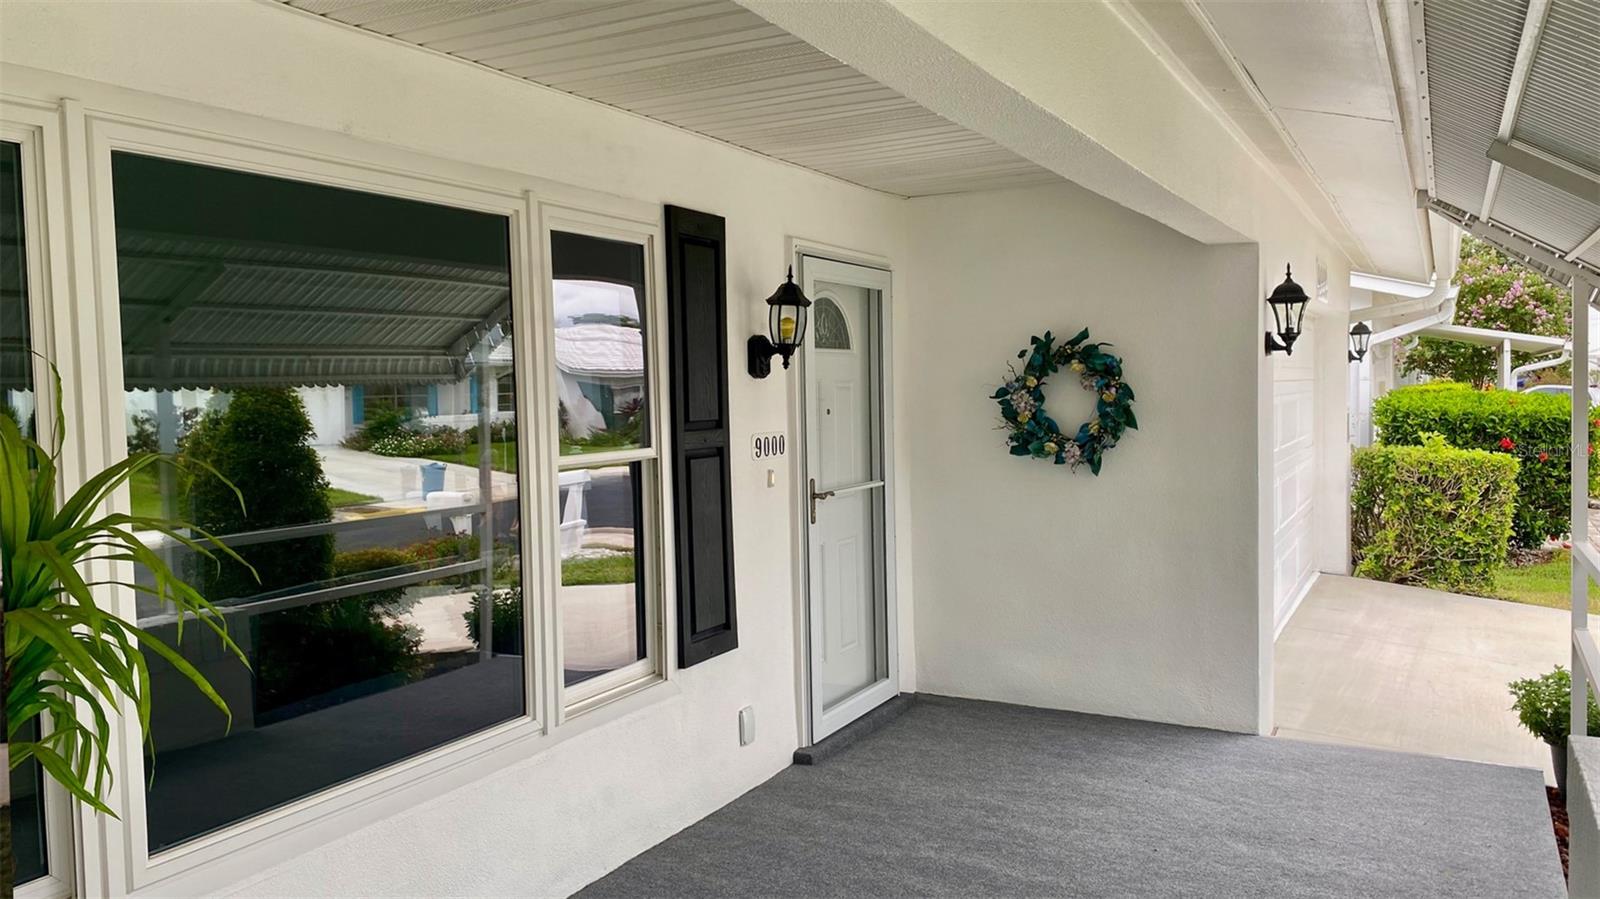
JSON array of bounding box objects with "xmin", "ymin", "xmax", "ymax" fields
[{"xmin": 751, "ymin": 431, "xmax": 786, "ymax": 460}]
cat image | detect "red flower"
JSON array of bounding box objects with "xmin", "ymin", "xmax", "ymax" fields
[
  {"xmin": 1539, "ymin": 452, "xmax": 1550, "ymax": 462},
  {"xmin": 1499, "ymin": 437, "xmax": 1515, "ymax": 450}
]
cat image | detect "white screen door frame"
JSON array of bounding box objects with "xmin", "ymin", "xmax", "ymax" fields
[{"xmin": 797, "ymin": 254, "xmax": 898, "ymax": 743}]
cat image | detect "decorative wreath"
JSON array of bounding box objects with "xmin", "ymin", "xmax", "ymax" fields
[{"xmin": 991, "ymin": 328, "xmax": 1137, "ymax": 475}]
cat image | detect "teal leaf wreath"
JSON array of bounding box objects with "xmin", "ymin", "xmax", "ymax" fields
[{"xmin": 991, "ymin": 328, "xmax": 1137, "ymax": 475}]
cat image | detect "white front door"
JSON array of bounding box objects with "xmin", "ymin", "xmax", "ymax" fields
[{"xmin": 801, "ymin": 256, "xmax": 897, "ymax": 742}]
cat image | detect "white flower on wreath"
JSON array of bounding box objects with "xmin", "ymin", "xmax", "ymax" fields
[{"xmin": 1009, "ymin": 389, "xmax": 1037, "ymax": 416}]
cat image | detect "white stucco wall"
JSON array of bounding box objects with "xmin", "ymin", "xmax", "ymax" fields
[
  {"xmin": 747, "ymin": 0, "xmax": 1356, "ymax": 726},
  {"xmin": 0, "ymin": 2, "xmax": 914, "ymax": 896},
  {"xmin": 3, "ymin": 0, "xmax": 1362, "ymax": 893},
  {"xmin": 903, "ymin": 183, "xmax": 1262, "ymax": 731}
]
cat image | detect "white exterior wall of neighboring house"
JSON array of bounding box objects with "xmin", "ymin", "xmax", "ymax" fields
[{"xmin": 4, "ymin": 0, "xmax": 1359, "ymax": 893}]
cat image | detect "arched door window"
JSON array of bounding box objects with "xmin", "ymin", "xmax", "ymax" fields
[{"xmin": 813, "ymin": 295, "xmax": 851, "ymax": 350}]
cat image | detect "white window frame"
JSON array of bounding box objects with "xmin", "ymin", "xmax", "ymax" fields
[
  {"xmin": 3, "ymin": 97, "xmax": 80, "ymax": 899},
  {"xmin": 540, "ymin": 205, "xmax": 671, "ymax": 717},
  {"xmin": 0, "ymin": 75, "xmax": 677, "ymax": 897}
]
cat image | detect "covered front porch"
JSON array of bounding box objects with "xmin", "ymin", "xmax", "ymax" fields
[{"xmin": 2, "ymin": 0, "xmax": 1598, "ymax": 895}]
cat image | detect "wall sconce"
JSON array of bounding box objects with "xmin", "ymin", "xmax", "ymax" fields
[
  {"xmin": 1264, "ymin": 264, "xmax": 1311, "ymax": 356},
  {"xmin": 748, "ymin": 266, "xmax": 811, "ymax": 378},
  {"xmin": 1348, "ymin": 321, "xmax": 1372, "ymax": 362}
]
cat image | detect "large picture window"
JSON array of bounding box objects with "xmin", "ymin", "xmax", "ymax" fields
[
  {"xmin": 111, "ymin": 152, "xmax": 526, "ymax": 852},
  {"xmin": 551, "ymin": 230, "xmax": 657, "ymax": 700}
]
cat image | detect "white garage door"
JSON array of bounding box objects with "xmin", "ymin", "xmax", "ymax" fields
[{"xmin": 1272, "ymin": 348, "xmax": 1317, "ymax": 632}]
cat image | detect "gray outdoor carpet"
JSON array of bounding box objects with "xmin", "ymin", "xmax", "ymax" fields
[{"xmin": 578, "ymin": 695, "xmax": 1564, "ymax": 898}]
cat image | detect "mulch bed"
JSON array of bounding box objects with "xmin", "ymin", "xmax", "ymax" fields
[
  {"xmin": 1511, "ymin": 546, "xmax": 1559, "ymax": 567},
  {"xmin": 1550, "ymin": 786, "xmax": 1570, "ymax": 879}
]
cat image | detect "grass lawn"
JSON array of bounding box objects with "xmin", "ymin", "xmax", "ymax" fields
[
  {"xmin": 422, "ymin": 440, "xmax": 518, "ymax": 473},
  {"xmin": 1493, "ymin": 550, "xmax": 1600, "ymax": 614},
  {"xmin": 420, "ymin": 438, "xmax": 640, "ymax": 473},
  {"xmin": 562, "ymin": 553, "xmax": 635, "ymax": 586},
  {"xmin": 127, "ymin": 468, "xmax": 380, "ymax": 519}
]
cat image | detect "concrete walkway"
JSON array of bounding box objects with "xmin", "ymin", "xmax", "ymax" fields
[
  {"xmin": 1275, "ymin": 574, "xmax": 1569, "ymax": 784},
  {"xmin": 315, "ymin": 444, "xmax": 517, "ymax": 505}
]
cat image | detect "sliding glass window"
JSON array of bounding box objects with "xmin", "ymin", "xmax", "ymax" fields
[
  {"xmin": 551, "ymin": 231, "xmax": 656, "ymax": 698},
  {"xmin": 3, "ymin": 138, "xmax": 49, "ymax": 888},
  {"xmin": 110, "ymin": 152, "xmax": 525, "ymax": 852}
]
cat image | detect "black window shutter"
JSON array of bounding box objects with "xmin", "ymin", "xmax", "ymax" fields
[{"xmin": 665, "ymin": 205, "xmax": 738, "ymax": 667}]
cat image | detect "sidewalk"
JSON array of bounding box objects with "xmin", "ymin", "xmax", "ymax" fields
[
  {"xmin": 316, "ymin": 444, "xmax": 518, "ymax": 506},
  {"xmin": 1275, "ymin": 574, "xmax": 1569, "ymax": 784}
]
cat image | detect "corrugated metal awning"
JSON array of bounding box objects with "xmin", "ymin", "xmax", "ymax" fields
[
  {"xmin": 1421, "ymin": 0, "xmax": 1600, "ymax": 285},
  {"xmin": 117, "ymin": 231, "xmax": 511, "ymax": 390}
]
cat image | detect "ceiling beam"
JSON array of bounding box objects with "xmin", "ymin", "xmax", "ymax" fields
[
  {"xmin": 1486, "ymin": 139, "xmax": 1600, "ymax": 206},
  {"xmin": 1479, "ymin": 0, "xmax": 1551, "ymax": 220},
  {"xmin": 1569, "ymin": 225, "xmax": 1600, "ymax": 263}
]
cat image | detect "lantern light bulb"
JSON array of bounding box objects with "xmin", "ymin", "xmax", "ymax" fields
[{"xmin": 779, "ymin": 316, "xmax": 796, "ymax": 342}]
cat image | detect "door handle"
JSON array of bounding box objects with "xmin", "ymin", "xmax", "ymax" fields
[{"xmin": 809, "ymin": 478, "xmax": 835, "ymax": 525}]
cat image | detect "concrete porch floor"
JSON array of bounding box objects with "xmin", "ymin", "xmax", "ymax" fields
[{"xmin": 1275, "ymin": 574, "xmax": 1570, "ymax": 785}]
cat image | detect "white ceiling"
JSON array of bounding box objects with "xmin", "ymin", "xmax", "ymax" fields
[
  {"xmin": 280, "ymin": 0, "xmax": 1059, "ymax": 197},
  {"xmin": 1191, "ymin": 0, "xmax": 1431, "ymax": 282}
]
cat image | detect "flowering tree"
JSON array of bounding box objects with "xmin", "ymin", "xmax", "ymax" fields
[{"xmin": 1401, "ymin": 236, "xmax": 1569, "ymax": 387}]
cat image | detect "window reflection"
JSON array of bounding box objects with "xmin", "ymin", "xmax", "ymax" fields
[
  {"xmin": 552, "ymin": 232, "xmax": 647, "ymax": 455},
  {"xmin": 559, "ymin": 463, "xmax": 646, "ymax": 686},
  {"xmin": 3, "ymin": 138, "xmax": 49, "ymax": 887},
  {"xmin": 112, "ymin": 152, "xmax": 525, "ymax": 851}
]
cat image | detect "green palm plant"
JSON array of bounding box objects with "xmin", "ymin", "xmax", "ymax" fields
[{"xmin": 2, "ymin": 377, "xmax": 252, "ymax": 884}]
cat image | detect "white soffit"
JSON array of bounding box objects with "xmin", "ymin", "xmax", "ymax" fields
[
  {"xmin": 1422, "ymin": 0, "xmax": 1600, "ymax": 277},
  {"xmin": 1183, "ymin": 0, "xmax": 1431, "ymax": 282},
  {"xmin": 278, "ymin": 0, "xmax": 1059, "ymax": 197}
]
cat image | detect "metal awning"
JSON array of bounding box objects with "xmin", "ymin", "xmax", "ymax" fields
[
  {"xmin": 1419, "ymin": 0, "xmax": 1600, "ymax": 287},
  {"xmin": 117, "ymin": 231, "xmax": 511, "ymax": 390}
]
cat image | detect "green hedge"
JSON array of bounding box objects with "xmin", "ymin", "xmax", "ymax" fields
[
  {"xmin": 1372, "ymin": 383, "xmax": 1598, "ymax": 547},
  {"xmin": 1351, "ymin": 438, "xmax": 1518, "ymax": 593}
]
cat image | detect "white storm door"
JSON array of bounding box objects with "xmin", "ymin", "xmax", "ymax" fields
[{"xmin": 801, "ymin": 256, "xmax": 896, "ymax": 742}]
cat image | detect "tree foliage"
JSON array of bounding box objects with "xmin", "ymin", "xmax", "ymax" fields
[
  {"xmin": 1401, "ymin": 236, "xmax": 1569, "ymax": 387},
  {"xmin": 181, "ymin": 388, "xmax": 334, "ymax": 602}
]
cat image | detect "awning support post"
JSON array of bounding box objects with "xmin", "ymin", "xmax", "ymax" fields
[
  {"xmin": 1573, "ymin": 276, "xmax": 1592, "ymax": 739},
  {"xmin": 1501, "ymin": 338, "xmax": 1515, "ymax": 390}
]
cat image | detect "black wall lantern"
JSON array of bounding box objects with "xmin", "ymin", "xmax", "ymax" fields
[
  {"xmin": 1264, "ymin": 264, "xmax": 1311, "ymax": 356},
  {"xmin": 748, "ymin": 266, "xmax": 811, "ymax": 378},
  {"xmin": 1348, "ymin": 321, "xmax": 1372, "ymax": 362}
]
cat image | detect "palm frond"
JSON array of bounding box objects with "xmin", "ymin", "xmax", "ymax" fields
[{"xmin": 3, "ymin": 365, "xmax": 253, "ymax": 818}]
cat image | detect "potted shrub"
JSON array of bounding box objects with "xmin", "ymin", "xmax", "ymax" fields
[{"xmin": 1508, "ymin": 666, "xmax": 1600, "ymax": 791}]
